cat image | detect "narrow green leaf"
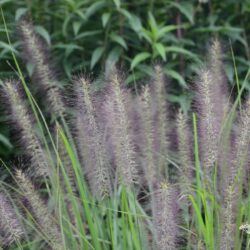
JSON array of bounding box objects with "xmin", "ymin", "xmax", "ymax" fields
[
  {"xmin": 154, "ymin": 42, "xmax": 166, "ymax": 61},
  {"xmin": 62, "ymin": 15, "xmax": 71, "ymax": 37},
  {"xmin": 102, "ymin": 12, "xmax": 110, "ymax": 27},
  {"xmin": 130, "ymin": 52, "xmax": 151, "ymax": 70},
  {"xmin": 171, "ymin": 2, "xmax": 194, "ymax": 24},
  {"xmin": 53, "ymin": 43, "xmax": 83, "ymax": 58},
  {"xmin": 125, "ymin": 71, "xmax": 145, "ymax": 85},
  {"xmin": 64, "ymin": 0, "xmax": 75, "ymax": 8},
  {"xmin": 128, "ymin": 14, "xmax": 143, "ymax": 34},
  {"xmin": 75, "ymin": 9, "xmax": 86, "ymax": 20},
  {"xmin": 230, "ymin": 41, "xmax": 241, "ymax": 109},
  {"xmin": 113, "ymin": 0, "xmax": 120, "ymax": 8},
  {"xmin": 107, "ymin": 46, "xmax": 122, "ymax": 66},
  {"xmin": 0, "ymin": 134, "xmax": 12, "ymax": 148},
  {"xmin": 0, "ymin": 0, "xmax": 12, "ymax": 4},
  {"xmin": 110, "ymin": 33, "xmax": 127, "ymax": 50},
  {"xmin": 157, "ymin": 25, "xmax": 178, "ymax": 39},
  {"xmin": 34, "ymin": 26, "xmax": 51, "ymax": 46},
  {"xmin": 165, "ymin": 46, "xmax": 199, "ymax": 60},
  {"xmin": 85, "ymin": 0, "xmax": 106, "ymax": 19},
  {"xmin": 0, "ymin": 41, "xmax": 18, "ymax": 54},
  {"xmin": 26, "ymin": 62, "xmax": 35, "ymax": 76},
  {"xmin": 15, "ymin": 8, "xmax": 27, "ymax": 21},
  {"xmin": 148, "ymin": 12, "xmax": 158, "ymax": 41},
  {"xmin": 58, "ymin": 128, "xmax": 100, "ymax": 250},
  {"xmin": 118, "ymin": 8, "xmax": 132, "ymax": 19},
  {"xmin": 75, "ymin": 30, "xmax": 102, "ymax": 40},
  {"xmin": 148, "ymin": 12, "xmax": 157, "ymax": 33},
  {"xmin": 164, "ymin": 68, "xmax": 187, "ymax": 88},
  {"xmin": 91, "ymin": 46, "xmax": 105, "ymax": 69},
  {"xmin": 141, "ymin": 28, "xmax": 153, "ymax": 44},
  {"xmin": 189, "ymin": 195, "xmax": 206, "ymax": 234},
  {"xmin": 73, "ymin": 21, "xmax": 81, "ymax": 36}
]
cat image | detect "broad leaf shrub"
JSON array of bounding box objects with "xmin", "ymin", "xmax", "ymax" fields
[{"xmin": 0, "ymin": 21, "xmax": 249, "ymax": 250}]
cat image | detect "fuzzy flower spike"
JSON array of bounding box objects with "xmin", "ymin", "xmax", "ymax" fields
[
  {"xmin": 18, "ymin": 20, "xmax": 65, "ymax": 117},
  {"xmin": 103, "ymin": 69, "xmax": 138, "ymax": 186},
  {"xmin": 0, "ymin": 192, "xmax": 24, "ymax": 247},
  {"xmin": 3, "ymin": 80, "xmax": 49, "ymax": 177}
]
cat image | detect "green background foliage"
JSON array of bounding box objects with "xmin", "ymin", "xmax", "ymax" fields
[{"xmin": 0, "ymin": 0, "xmax": 250, "ymax": 157}]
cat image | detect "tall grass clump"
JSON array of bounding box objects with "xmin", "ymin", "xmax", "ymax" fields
[{"xmin": 0, "ymin": 19, "xmax": 249, "ymax": 250}]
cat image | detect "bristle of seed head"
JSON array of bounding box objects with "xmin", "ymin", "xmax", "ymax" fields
[
  {"xmin": 15, "ymin": 169, "xmax": 63, "ymax": 250},
  {"xmin": 176, "ymin": 109, "xmax": 193, "ymax": 191},
  {"xmin": 220, "ymin": 186, "xmax": 237, "ymax": 250},
  {"xmin": 0, "ymin": 192, "xmax": 24, "ymax": 246},
  {"xmin": 152, "ymin": 182, "xmax": 178, "ymax": 250},
  {"xmin": 197, "ymin": 240, "xmax": 205, "ymax": 250},
  {"xmin": 223, "ymin": 98, "xmax": 250, "ymax": 191},
  {"xmin": 75, "ymin": 77, "xmax": 112, "ymax": 198},
  {"xmin": 151, "ymin": 65, "xmax": 170, "ymax": 178},
  {"xmin": 196, "ymin": 41, "xmax": 230, "ymax": 185},
  {"xmin": 232, "ymin": 98, "xmax": 250, "ymax": 180},
  {"xmin": 220, "ymin": 98, "xmax": 250, "ymax": 250},
  {"xmin": 205, "ymin": 40, "xmax": 232, "ymax": 197},
  {"xmin": 195, "ymin": 69, "xmax": 220, "ymax": 183},
  {"xmin": 57, "ymin": 132, "xmax": 77, "ymax": 194},
  {"xmin": 56, "ymin": 134, "xmax": 78, "ymax": 225},
  {"xmin": 138, "ymin": 85, "xmax": 156, "ymax": 185},
  {"xmin": 208, "ymin": 39, "xmax": 230, "ymax": 134},
  {"xmin": 209, "ymin": 39, "xmax": 225, "ymax": 77},
  {"xmin": 209, "ymin": 40, "xmax": 231, "ymax": 133},
  {"xmin": 103, "ymin": 71, "xmax": 138, "ymax": 186},
  {"xmin": 18, "ymin": 20, "xmax": 65, "ymax": 117},
  {"xmin": 3, "ymin": 80, "xmax": 49, "ymax": 177}
]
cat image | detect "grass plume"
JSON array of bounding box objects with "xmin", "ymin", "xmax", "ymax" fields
[
  {"xmin": 0, "ymin": 20, "xmax": 249, "ymax": 250},
  {"xmin": 75, "ymin": 77, "xmax": 112, "ymax": 199},
  {"xmin": 15, "ymin": 169, "xmax": 63, "ymax": 250},
  {"xmin": 152, "ymin": 182, "xmax": 178, "ymax": 250},
  {"xmin": 137, "ymin": 85, "xmax": 156, "ymax": 185},
  {"xmin": 0, "ymin": 192, "xmax": 24, "ymax": 247},
  {"xmin": 103, "ymin": 70, "xmax": 138, "ymax": 186},
  {"xmin": 18, "ymin": 20, "xmax": 65, "ymax": 117},
  {"xmin": 151, "ymin": 65, "xmax": 170, "ymax": 178},
  {"xmin": 2, "ymin": 80, "xmax": 49, "ymax": 177}
]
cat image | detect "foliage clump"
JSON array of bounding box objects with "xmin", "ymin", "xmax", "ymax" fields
[{"xmin": 0, "ymin": 21, "xmax": 249, "ymax": 250}]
